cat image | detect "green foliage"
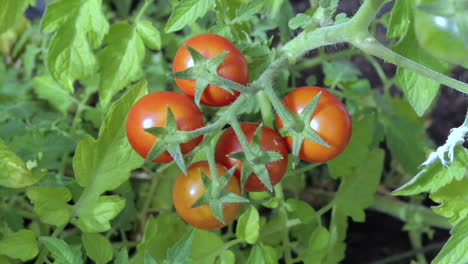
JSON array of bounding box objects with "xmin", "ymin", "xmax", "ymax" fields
[{"xmin": 0, "ymin": 0, "xmax": 466, "ymax": 263}]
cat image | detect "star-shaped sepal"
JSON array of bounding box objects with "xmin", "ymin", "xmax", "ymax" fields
[
  {"xmin": 171, "ymin": 45, "xmax": 248, "ymax": 106},
  {"xmin": 279, "ymin": 92, "xmax": 330, "ymax": 167},
  {"xmin": 190, "ymin": 165, "xmax": 249, "ymax": 224},
  {"xmin": 228, "ymin": 124, "xmax": 284, "ymax": 193},
  {"xmin": 144, "ymin": 106, "xmax": 191, "ymax": 175}
]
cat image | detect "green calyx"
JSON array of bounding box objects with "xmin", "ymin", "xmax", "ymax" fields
[
  {"xmin": 279, "ymin": 92, "xmax": 330, "ymax": 167},
  {"xmin": 171, "ymin": 45, "xmax": 249, "ymax": 106},
  {"xmin": 144, "ymin": 106, "xmax": 188, "ymax": 175},
  {"xmin": 228, "ymin": 123, "xmax": 283, "ymax": 193}
]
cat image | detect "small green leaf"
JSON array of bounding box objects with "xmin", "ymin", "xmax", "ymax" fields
[
  {"xmin": 39, "ymin": 237, "xmax": 81, "ymax": 264},
  {"xmin": 300, "ymin": 226, "xmax": 330, "ymax": 263},
  {"xmin": 323, "ymin": 59, "xmax": 361, "ymax": 83},
  {"xmin": 0, "ymin": 230, "xmax": 38, "ymax": 261},
  {"xmin": 26, "ymin": 187, "xmax": 72, "ymax": 226},
  {"xmin": 82, "ymin": 233, "xmax": 114, "ymax": 264},
  {"xmin": 144, "ymin": 251, "xmax": 158, "ymax": 264},
  {"xmin": 328, "ymin": 114, "xmax": 375, "ymax": 179},
  {"xmin": 165, "ymin": 0, "xmax": 216, "ymax": 33},
  {"xmin": 218, "ymin": 250, "xmax": 235, "ymax": 264},
  {"xmin": 0, "ymin": 0, "xmax": 31, "ymax": 34},
  {"xmin": 133, "ymin": 214, "xmax": 186, "ymax": 263},
  {"xmin": 393, "ymin": 27, "xmax": 449, "ymax": 116},
  {"xmin": 334, "ymin": 148, "xmax": 384, "ymax": 222},
  {"xmin": 98, "ymin": 22, "xmax": 145, "ymax": 108},
  {"xmin": 246, "ymin": 244, "xmax": 280, "ymax": 264},
  {"xmin": 431, "ymin": 178, "xmax": 468, "ymax": 225},
  {"xmin": 232, "ymin": 1, "xmax": 264, "ymax": 23},
  {"xmin": 386, "ymin": 0, "xmax": 412, "ymax": 41},
  {"xmin": 285, "ymin": 199, "xmax": 316, "ymax": 224},
  {"xmin": 236, "ymin": 206, "xmax": 260, "ymax": 244},
  {"xmin": 394, "ymin": 146, "xmax": 468, "ymax": 196},
  {"xmin": 115, "ymin": 248, "xmax": 130, "ymax": 264},
  {"xmin": 0, "ymin": 139, "xmax": 45, "ymax": 188},
  {"xmin": 33, "ymin": 75, "xmax": 74, "ymax": 115},
  {"xmin": 137, "ymin": 20, "xmax": 161, "ymax": 50},
  {"xmin": 75, "ymin": 196, "xmax": 126, "ymax": 233},
  {"xmin": 191, "ymin": 229, "xmax": 224, "ymax": 264},
  {"xmin": 164, "ymin": 228, "xmax": 195, "ymax": 264},
  {"xmin": 432, "ymin": 217, "xmax": 468, "ymax": 264},
  {"xmin": 288, "ymin": 14, "xmax": 315, "ymax": 30}
]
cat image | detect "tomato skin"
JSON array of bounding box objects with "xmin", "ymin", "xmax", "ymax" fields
[
  {"xmin": 126, "ymin": 91, "xmax": 204, "ymax": 163},
  {"xmin": 215, "ymin": 122, "xmax": 289, "ymax": 192},
  {"xmin": 172, "ymin": 161, "xmax": 241, "ymax": 230},
  {"xmin": 275, "ymin": 86, "xmax": 351, "ymax": 163},
  {"xmin": 413, "ymin": 0, "xmax": 468, "ymax": 66},
  {"xmin": 172, "ymin": 33, "xmax": 249, "ymax": 107}
]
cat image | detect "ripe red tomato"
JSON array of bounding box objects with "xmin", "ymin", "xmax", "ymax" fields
[
  {"xmin": 275, "ymin": 86, "xmax": 352, "ymax": 163},
  {"xmin": 215, "ymin": 122, "xmax": 289, "ymax": 192},
  {"xmin": 172, "ymin": 161, "xmax": 241, "ymax": 230},
  {"xmin": 126, "ymin": 91, "xmax": 204, "ymax": 163},
  {"xmin": 172, "ymin": 33, "xmax": 249, "ymax": 107}
]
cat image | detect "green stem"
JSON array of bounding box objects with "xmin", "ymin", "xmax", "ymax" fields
[
  {"xmin": 134, "ymin": 0, "xmax": 153, "ymax": 24},
  {"xmin": 370, "ymin": 242, "xmax": 444, "ymax": 264},
  {"xmin": 370, "ymin": 195, "xmax": 451, "ymax": 230},
  {"xmin": 229, "ymin": 116, "xmax": 252, "ymax": 156},
  {"xmin": 409, "ymin": 230, "xmax": 427, "ymax": 264},
  {"xmin": 257, "ymin": 90, "xmax": 274, "ymax": 128},
  {"xmin": 137, "ymin": 171, "xmax": 160, "ymax": 224},
  {"xmin": 349, "ymin": 34, "xmax": 468, "ymax": 94},
  {"xmin": 274, "ymin": 183, "xmax": 293, "ymax": 264}
]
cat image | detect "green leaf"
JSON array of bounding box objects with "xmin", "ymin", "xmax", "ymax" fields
[
  {"xmin": 328, "ymin": 114, "xmax": 375, "ymax": 179},
  {"xmin": 386, "ymin": 0, "xmax": 412, "ymax": 41},
  {"xmin": 137, "ymin": 20, "xmax": 161, "ymax": 50},
  {"xmin": 300, "ymin": 226, "xmax": 330, "ymax": 264},
  {"xmin": 115, "ymin": 248, "xmax": 130, "ymax": 264},
  {"xmin": 75, "ymin": 195, "xmax": 125, "ymax": 233},
  {"xmin": 218, "ymin": 250, "xmax": 235, "ymax": 264},
  {"xmin": 82, "ymin": 233, "xmax": 114, "ymax": 264},
  {"xmin": 0, "ymin": 0, "xmax": 31, "ymax": 34},
  {"xmin": 98, "ymin": 22, "xmax": 145, "ymax": 108},
  {"xmin": 246, "ymin": 244, "xmax": 280, "ymax": 264},
  {"xmin": 285, "ymin": 198, "xmax": 316, "ymax": 224},
  {"xmin": 334, "ymin": 148, "xmax": 384, "ymax": 222},
  {"xmin": 232, "ymin": 1, "xmax": 264, "ymax": 23},
  {"xmin": 288, "ymin": 14, "xmax": 315, "ymax": 30},
  {"xmin": 43, "ymin": 0, "xmax": 109, "ymax": 92},
  {"xmin": 73, "ymin": 81, "xmax": 146, "ymax": 206},
  {"xmin": 191, "ymin": 229, "xmax": 225, "ymax": 264},
  {"xmin": 133, "ymin": 214, "xmax": 186, "ymax": 263},
  {"xmin": 323, "ymin": 207, "xmax": 348, "ymax": 264},
  {"xmin": 0, "ymin": 139, "xmax": 45, "ymax": 188},
  {"xmin": 33, "ymin": 75, "xmax": 74, "ymax": 115},
  {"xmin": 432, "ymin": 217, "xmax": 468, "ymax": 264},
  {"xmin": 236, "ymin": 206, "xmax": 260, "ymax": 244},
  {"xmin": 0, "ymin": 230, "xmax": 38, "ymax": 261},
  {"xmin": 39, "ymin": 237, "xmax": 82, "ymax": 264},
  {"xmin": 393, "ymin": 27, "xmax": 449, "ymax": 116},
  {"xmin": 164, "ymin": 229, "xmax": 195, "ymax": 264},
  {"xmin": 144, "ymin": 252, "xmax": 158, "ymax": 264},
  {"xmin": 382, "ymin": 110, "xmax": 427, "ymax": 175},
  {"xmin": 431, "ymin": 178, "xmax": 468, "ymax": 226},
  {"xmin": 394, "ymin": 146, "xmax": 468, "ymax": 196},
  {"xmin": 323, "ymin": 59, "xmax": 361, "ymax": 83},
  {"xmin": 26, "ymin": 187, "xmax": 72, "ymax": 226},
  {"xmin": 165, "ymin": 0, "xmax": 215, "ymax": 33}
]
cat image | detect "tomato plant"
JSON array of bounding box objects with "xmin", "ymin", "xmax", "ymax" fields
[
  {"xmin": 413, "ymin": 0, "xmax": 468, "ymax": 67},
  {"xmin": 126, "ymin": 91, "xmax": 204, "ymax": 163},
  {"xmin": 276, "ymin": 86, "xmax": 352, "ymax": 163},
  {"xmin": 172, "ymin": 33, "xmax": 249, "ymax": 107},
  {"xmin": 172, "ymin": 161, "xmax": 241, "ymax": 230},
  {"xmin": 215, "ymin": 122, "xmax": 289, "ymax": 192}
]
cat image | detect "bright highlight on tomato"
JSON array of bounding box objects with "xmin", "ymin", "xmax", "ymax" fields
[
  {"xmin": 276, "ymin": 86, "xmax": 352, "ymax": 163},
  {"xmin": 215, "ymin": 122, "xmax": 289, "ymax": 192},
  {"xmin": 172, "ymin": 161, "xmax": 241, "ymax": 230},
  {"xmin": 126, "ymin": 91, "xmax": 204, "ymax": 163},
  {"xmin": 172, "ymin": 33, "xmax": 249, "ymax": 107}
]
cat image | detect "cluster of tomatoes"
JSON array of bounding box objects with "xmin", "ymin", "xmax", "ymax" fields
[{"xmin": 126, "ymin": 33, "xmax": 352, "ymax": 230}]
